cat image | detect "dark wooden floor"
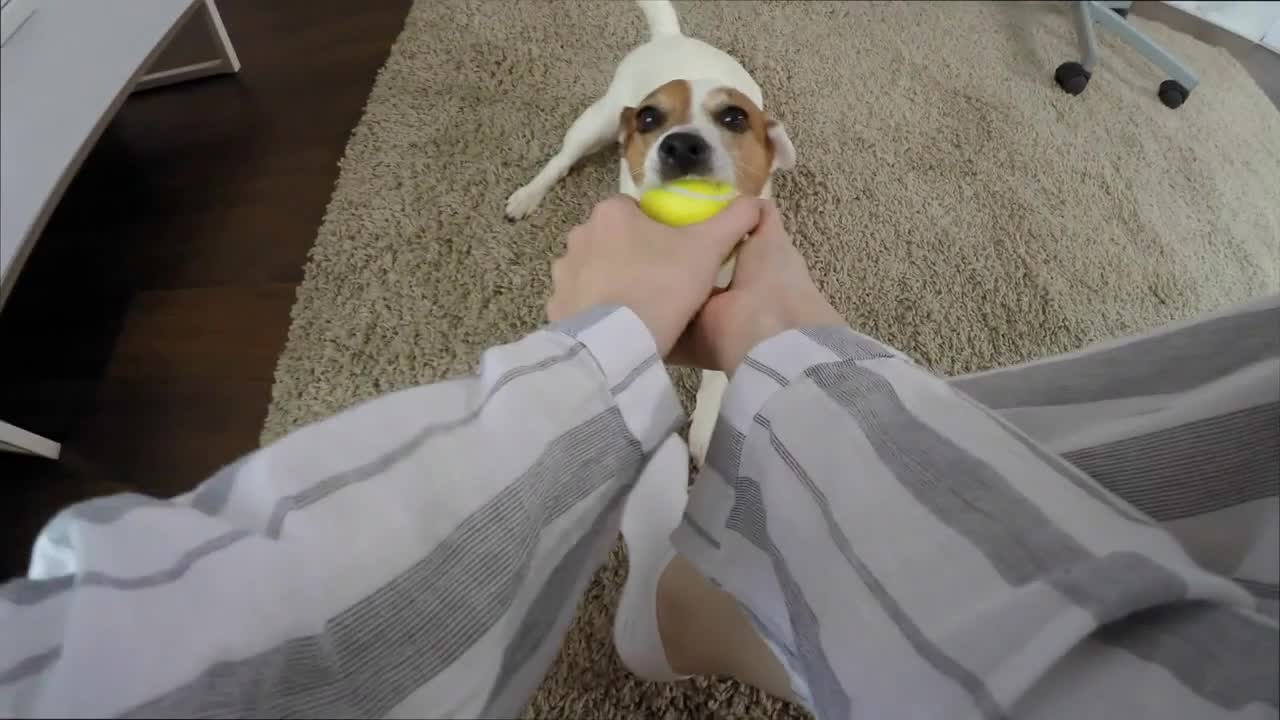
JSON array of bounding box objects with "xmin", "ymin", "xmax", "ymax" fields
[
  {"xmin": 0, "ymin": 0, "xmax": 410, "ymax": 577},
  {"xmin": 0, "ymin": 1, "xmax": 1275, "ymax": 580}
]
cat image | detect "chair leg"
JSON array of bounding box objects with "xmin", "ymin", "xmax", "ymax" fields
[
  {"xmin": 1102, "ymin": 0, "xmax": 1132, "ymax": 18},
  {"xmin": 1055, "ymin": 1, "xmax": 1096, "ymax": 95},
  {"xmin": 1073, "ymin": 0, "xmax": 1101, "ymax": 73},
  {"xmin": 1054, "ymin": 0, "xmax": 1197, "ymax": 108},
  {"xmin": 1088, "ymin": 0, "xmax": 1198, "ymax": 91}
]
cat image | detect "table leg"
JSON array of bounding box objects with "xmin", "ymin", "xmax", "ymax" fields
[
  {"xmin": 0, "ymin": 419, "xmax": 60, "ymax": 459},
  {"xmin": 134, "ymin": 0, "xmax": 240, "ymax": 92}
]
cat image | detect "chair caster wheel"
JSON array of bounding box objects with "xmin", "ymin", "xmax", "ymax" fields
[
  {"xmin": 1055, "ymin": 61, "xmax": 1091, "ymax": 96},
  {"xmin": 1158, "ymin": 79, "xmax": 1189, "ymax": 109}
]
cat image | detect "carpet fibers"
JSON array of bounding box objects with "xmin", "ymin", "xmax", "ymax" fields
[{"xmin": 263, "ymin": 1, "xmax": 1280, "ymax": 717}]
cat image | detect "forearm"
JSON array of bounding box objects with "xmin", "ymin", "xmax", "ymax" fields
[
  {"xmin": 0, "ymin": 306, "xmax": 682, "ymax": 718},
  {"xmin": 675, "ymin": 325, "xmax": 1276, "ymax": 717}
]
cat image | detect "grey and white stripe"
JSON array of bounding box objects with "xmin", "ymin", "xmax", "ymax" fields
[
  {"xmin": 2, "ymin": 308, "xmax": 674, "ymax": 717},
  {"xmin": 724, "ymin": 473, "xmax": 854, "ymax": 720},
  {"xmin": 125, "ymin": 405, "xmax": 641, "ymax": 717},
  {"xmin": 0, "ymin": 648, "xmax": 59, "ymax": 687},
  {"xmin": 1094, "ymin": 603, "xmax": 1278, "ymax": 710},
  {"xmin": 260, "ymin": 342, "xmax": 591, "ymax": 538},
  {"xmin": 678, "ymin": 297, "xmax": 1278, "ymax": 719},
  {"xmin": 755, "ymin": 416, "xmax": 1005, "ymax": 718},
  {"xmin": 610, "ymin": 353, "xmax": 659, "ymax": 395},
  {"xmin": 1062, "ymin": 402, "xmax": 1279, "ymax": 521},
  {"xmin": 2, "ymin": 530, "xmax": 253, "ymax": 608},
  {"xmin": 481, "ymin": 483, "xmax": 630, "ymax": 715},
  {"xmin": 742, "ymin": 355, "xmax": 790, "ymax": 387},
  {"xmin": 951, "ymin": 300, "xmax": 1280, "ymax": 409},
  {"xmin": 806, "ymin": 361, "xmax": 1190, "ymax": 620},
  {"xmin": 187, "ymin": 456, "xmax": 249, "ymax": 516},
  {"xmin": 2, "ymin": 343, "xmax": 593, "ymax": 613},
  {"xmin": 1236, "ymin": 578, "xmax": 1280, "ymax": 600},
  {"xmin": 799, "ymin": 325, "xmax": 896, "ymax": 362},
  {"xmin": 4, "ymin": 298, "xmax": 1277, "ymax": 720}
]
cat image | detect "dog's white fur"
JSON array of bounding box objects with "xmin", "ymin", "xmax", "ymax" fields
[{"xmin": 507, "ymin": 0, "xmax": 795, "ymax": 465}]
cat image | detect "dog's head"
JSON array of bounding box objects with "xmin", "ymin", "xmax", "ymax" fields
[{"xmin": 619, "ymin": 79, "xmax": 795, "ymax": 196}]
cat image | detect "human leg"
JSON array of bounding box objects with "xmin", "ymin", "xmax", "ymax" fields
[
  {"xmin": 655, "ymin": 554, "xmax": 794, "ymax": 699},
  {"xmin": 950, "ymin": 293, "xmax": 1280, "ymax": 614},
  {"xmin": 613, "ymin": 430, "xmax": 793, "ymax": 699},
  {"xmin": 617, "ymin": 293, "xmax": 1279, "ymax": 714}
]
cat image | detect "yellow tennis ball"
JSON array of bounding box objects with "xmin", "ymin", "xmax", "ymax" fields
[{"xmin": 638, "ymin": 179, "xmax": 737, "ymax": 227}]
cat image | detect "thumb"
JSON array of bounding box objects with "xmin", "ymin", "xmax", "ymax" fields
[{"xmin": 681, "ymin": 196, "xmax": 763, "ymax": 263}]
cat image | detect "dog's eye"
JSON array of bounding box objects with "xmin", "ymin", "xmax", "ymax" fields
[
  {"xmin": 718, "ymin": 106, "xmax": 749, "ymax": 132},
  {"xmin": 636, "ymin": 106, "xmax": 663, "ymax": 133}
]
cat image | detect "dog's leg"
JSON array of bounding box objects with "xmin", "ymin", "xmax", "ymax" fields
[
  {"xmin": 688, "ymin": 369, "xmax": 729, "ymax": 467},
  {"xmin": 506, "ymin": 98, "xmax": 618, "ymax": 220}
]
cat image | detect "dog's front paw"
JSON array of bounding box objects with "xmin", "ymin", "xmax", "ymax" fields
[
  {"xmin": 687, "ymin": 408, "xmax": 714, "ymax": 469},
  {"xmin": 688, "ymin": 370, "xmax": 728, "ymax": 469},
  {"xmin": 505, "ymin": 183, "xmax": 546, "ymax": 221}
]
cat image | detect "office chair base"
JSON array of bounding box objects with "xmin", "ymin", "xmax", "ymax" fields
[
  {"xmin": 1157, "ymin": 79, "xmax": 1189, "ymax": 109},
  {"xmin": 1055, "ymin": 61, "xmax": 1092, "ymax": 95}
]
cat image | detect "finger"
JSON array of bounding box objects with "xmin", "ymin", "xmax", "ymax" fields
[
  {"xmin": 681, "ymin": 196, "xmax": 764, "ymax": 261},
  {"xmin": 565, "ymin": 224, "xmax": 587, "ymax": 253},
  {"xmin": 734, "ymin": 200, "xmax": 789, "ymax": 262},
  {"xmin": 750, "ymin": 199, "xmax": 786, "ymax": 242},
  {"xmin": 590, "ymin": 194, "xmax": 640, "ymax": 222}
]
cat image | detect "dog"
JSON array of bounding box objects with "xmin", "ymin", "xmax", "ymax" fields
[{"xmin": 506, "ymin": 0, "xmax": 796, "ymax": 465}]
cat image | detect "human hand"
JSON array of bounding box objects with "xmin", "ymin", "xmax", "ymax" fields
[
  {"xmin": 671, "ymin": 200, "xmax": 845, "ymax": 374},
  {"xmin": 547, "ymin": 195, "xmax": 763, "ymax": 356}
]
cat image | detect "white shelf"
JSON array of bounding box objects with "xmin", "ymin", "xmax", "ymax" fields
[
  {"xmin": 1164, "ymin": 1, "xmax": 1280, "ymax": 50},
  {"xmin": 1, "ymin": 0, "xmax": 38, "ymax": 46},
  {"xmin": 0, "ymin": 0, "xmax": 198, "ymax": 304}
]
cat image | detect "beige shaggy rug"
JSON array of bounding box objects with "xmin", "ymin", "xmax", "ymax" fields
[{"xmin": 263, "ymin": 1, "xmax": 1280, "ymax": 717}]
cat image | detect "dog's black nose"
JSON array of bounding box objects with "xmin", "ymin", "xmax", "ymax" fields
[{"xmin": 658, "ymin": 132, "xmax": 711, "ymax": 176}]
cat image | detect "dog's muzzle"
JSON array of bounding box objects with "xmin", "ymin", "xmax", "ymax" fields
[{"xmin": 658, "ymin": 131, "xmax": 712, "ymax": 180}]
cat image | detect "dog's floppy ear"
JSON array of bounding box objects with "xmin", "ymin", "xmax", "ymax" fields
[
  {"xmin": 767, "ymin": 119, "xmax": 796, "ymax": 171},
  {"xmin": 618, "ymin": 107, "xmax": 637, "ymax": 146}
]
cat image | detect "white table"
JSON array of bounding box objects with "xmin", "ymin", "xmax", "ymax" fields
[{"xmin": 0, "ymin": 0, "xmax": 238, "ymax": 458}]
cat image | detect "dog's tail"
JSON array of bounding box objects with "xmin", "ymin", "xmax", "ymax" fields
[{"xmin": 637, "ymin": 0, "xmax": 682, "ymax": 38}]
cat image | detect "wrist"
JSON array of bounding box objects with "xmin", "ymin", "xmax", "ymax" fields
[
  {"xmin": 723, "ymin": 293, "xmax": 845, "ymax": 374},
  {"xmin": 780, "ymin": 286, "xmax": 844, "ymax": 329},
  {"xmin": 721, "ymin": 310, "xmax": 785, "ymax": 374},
  {"xmin": 626, "ymin": 306, "xmax": 677, "ymax": 357},
  {"xmin": 550, "ymin": 305, "xmax": 683, "ymax": 451}
]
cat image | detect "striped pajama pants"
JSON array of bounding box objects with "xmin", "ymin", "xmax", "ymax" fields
[
  {"xmin": 949, "ymin": 297, "xmax": 1278, "ymax": 621},
  {"xmin": 2, "ymin": 296, "xmax": 1275, "ymax": 718},
  {"xmin": 674, "ymin": 293, "xmax": 1278, "ymax": 718}
]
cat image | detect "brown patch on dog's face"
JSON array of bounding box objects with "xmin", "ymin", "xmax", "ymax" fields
[
  {"xmin": 701, "ymin": 87, "xmax": 775, "ymax": 196},
  {"xmin": 619, "ymin": 79, "xmax": 692, "ymax": 187}
]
